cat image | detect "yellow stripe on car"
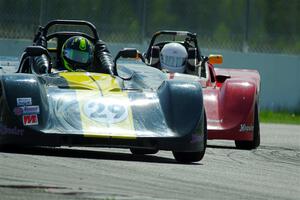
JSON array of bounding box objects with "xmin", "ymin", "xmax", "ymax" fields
[
  {"xmin": 59, "ymin": 72, "xmax": 136, "ymax": 138},
  {"xmin": 59, "ymin": 72, "xmax": 99, "ymax": 90}
]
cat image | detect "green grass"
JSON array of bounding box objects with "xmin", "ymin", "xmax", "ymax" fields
[{"xmin": 260, "ymin": 110, "xmax": 300, "ymax": 125}]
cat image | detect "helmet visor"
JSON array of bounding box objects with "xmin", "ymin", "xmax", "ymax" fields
[
  {"xmin": 64, "ymin": 48, "xmax": 91, "ymax": 64},
  {"xmin": 161, "ymin": 55, "xmax": 186, "ymax": 68}
]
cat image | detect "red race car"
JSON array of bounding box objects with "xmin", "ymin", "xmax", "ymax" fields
[{"xmin": 144, "ymin": 30, "xmax": 260, "ymax": 149}]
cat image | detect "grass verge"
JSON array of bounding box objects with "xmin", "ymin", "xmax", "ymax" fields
[{"xmin": 260, "ymin": 110, "xmax": 300, "ymax": 125}]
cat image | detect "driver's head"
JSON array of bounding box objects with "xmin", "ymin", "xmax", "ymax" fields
[
  {"xmin": 160, "ymin": 42, "xmax": 188, "ymax": 73},
  {"xmin": 61, "ymin": 36, "xmax": 93, "ymax": 71}
]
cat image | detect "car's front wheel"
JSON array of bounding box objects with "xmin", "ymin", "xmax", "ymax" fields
[
  {"xmin": 130, "ymin": 148, "xmax": 159, "ymax": 155},
  {"xmin": 173, "ymin": 113, "xmax": 207, "ymax": 163},
  {"xmin": 172, "ymin": 150, "xmax": 205, "ymax": 163}
]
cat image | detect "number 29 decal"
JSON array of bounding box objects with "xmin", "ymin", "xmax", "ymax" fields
[{"xmin": 83, "ymin": 99, "xmax": 128, "ymax": 124}]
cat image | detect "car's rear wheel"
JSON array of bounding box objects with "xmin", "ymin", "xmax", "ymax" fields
[
  {"xmin": 130, "ymin": 148, "xmax": 159, "ymax": 155},
  {"xmin": 172, "ymin": 112, "xmax": 207, "ymax": 163},
  {"xmin": 235, "ymin": 104, "xmax": 260, "ymax": 150}
]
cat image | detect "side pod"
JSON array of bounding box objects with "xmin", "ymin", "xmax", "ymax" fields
[
  {"xmin": 157, "ymin": 80, "xmax": 204, "ymax": 136},
  {"xmin": 1, "ymin": 74, "xmax": 49, "ymax": 128}
]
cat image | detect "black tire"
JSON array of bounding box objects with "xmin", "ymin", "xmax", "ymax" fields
[
  {"xmin": 235, "ymin": 104, "xmax": 260, "ymax": 150},
  {"xmin": 173, "ymin": 112, "xmax": 207, "ymax": 163},
  {"xmin": 172, "ymin": 150, "xmax": 206, "ymax": 163},
  {"xmin": 130, "ymin": 148, "xmax": 159, "ymax": 155},
  {"xmin": 0, "ymin": 144, "xmax": 23, "ymax": 151}
]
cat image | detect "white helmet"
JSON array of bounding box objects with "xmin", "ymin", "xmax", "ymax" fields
[{"xmin": 160, "ymin": 42, "xmax": 188, "ymax": 73}]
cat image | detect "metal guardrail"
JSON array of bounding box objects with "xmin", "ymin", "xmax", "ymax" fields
[{"xmin": 0, "ymin": 0, "xmax": 298, "ymax": 55}]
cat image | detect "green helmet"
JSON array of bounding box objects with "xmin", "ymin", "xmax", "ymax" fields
[{"xmin": 61, "ymin": 36, "xmax": 94, "ymax": 71}]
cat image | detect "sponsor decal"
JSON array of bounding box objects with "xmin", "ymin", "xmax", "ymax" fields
[
  {"xmin": 23, "ymin": 114, "xmax": 39, "ymax": 126},
  {"xmin": 0, "ymin": 124, "xmax": 24, "ymax": 136},
  {"xmin": 14, "ymin": 106, "xmax": 40, "ymax": 115},
  {"xmin": 13, "ymin": 105, "xmax": 40, "ymax": 116},
  {"xmin": 83, "ymin": 99, "xmax": 128, "ymax": 124},
  {"xmin": 239, "ymin": 124, "xmax": 254, "ymax": 132},
  {"xmin": 13, "ymin": 107, "xmax": 23, "ymax": 116},
  {"xmin": 17, "ymin": 97, "xmax": 32, "ymax": 106},
  {"xmin": 22, "ymin": 105, "xmax": 40, "ymax": 115}
]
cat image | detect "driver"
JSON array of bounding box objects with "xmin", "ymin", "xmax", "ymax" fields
[
  {"xmin": 160, "ymin": 42, "xmax": 188, "ymax": 73},
  {"xmin": 61, "ymin": 36, "xmax": 93, "ymax": 71},
  {"xmin": 60, "ymin": 36, "xmax": 115, "ymax": 74}
]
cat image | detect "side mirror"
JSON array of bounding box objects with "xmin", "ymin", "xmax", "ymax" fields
[
  {"xmin": 113, "ymin": 48, "xmax": 145, "ymax": 77},
  {"xmin": 208, "ymin": 54, "xmax": 223, "ymax": 64},
  {"xmin": 114, "ymin": 48, "xmax": 144, "ymax": 62}
]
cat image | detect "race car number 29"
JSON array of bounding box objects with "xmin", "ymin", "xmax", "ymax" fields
[{"xmin": 83, "ymin": 99, "xmax": 128, "ymax": 123}]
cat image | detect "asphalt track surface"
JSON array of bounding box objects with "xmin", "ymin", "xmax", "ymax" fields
[{"xmin": 0, "ymin": 123, "xmax": 299, "ymax": 200}]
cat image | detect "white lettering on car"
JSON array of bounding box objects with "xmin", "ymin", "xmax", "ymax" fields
[
  {"xmin": 0, "ymin": 124, "xmax": 24, "ymax": 136},
  {"xmin": 16, "ymin": 97, "xmax": 32, "ymax": 106},
  {"xmin": 83, "ymin": 99, "xmax": 128, "ymax": 124},
  {"xmin": 239, "ymin": 124, "xmax": 254, "ymax": 132}
]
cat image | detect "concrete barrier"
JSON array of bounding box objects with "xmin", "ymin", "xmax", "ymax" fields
[{"xmin": 204, "ymin": 49, "xmax": 300, "ymax": 111}]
